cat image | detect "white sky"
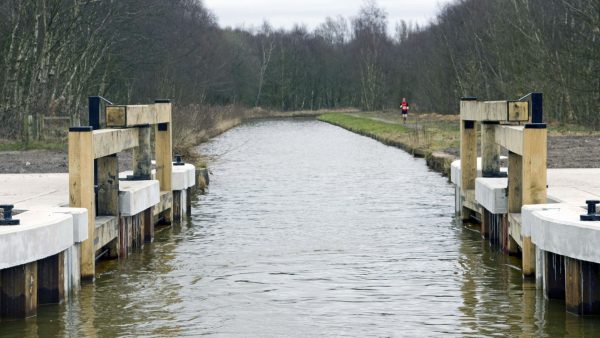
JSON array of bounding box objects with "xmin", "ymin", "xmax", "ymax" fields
[{"xmin": 204, "ymin": 0, "xmax": 456, "ymax": 32}]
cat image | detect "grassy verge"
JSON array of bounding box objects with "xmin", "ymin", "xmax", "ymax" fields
[
  {"xmin": 0, "ymin": 140, "xmax": 66, "ymax": 152},
  {"xmin": 318, "ymin": 112, "xmax": 460, "ymax": 176}
]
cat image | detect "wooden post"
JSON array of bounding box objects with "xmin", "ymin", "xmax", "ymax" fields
[
  {"xmin": 481, "ymin": 122, "xmax": 500, "ymax": 177},
  {"xmin": 155, "ymin": 101, "xmax": 172, "ymax": 222},
  {"xmin": 133, "ymin": 125, "xmax": 152, "ymax": 179},
  {"xmin": 460, "ymin": 119, "xmax": 477, "ymax": 220},
  {"xmin": 173, "ymin": 190, "xmax": 182, "ymax": 222},
  {"xmin": 521, "ymin": 125, "xmax": 547, "ymax": 277},
  {"xmin": 96, "ymin": 155, "xmax": 119, "ymax": 216},
  {"xmin": 37, "ymin": 252, "xmax": 65, "ymax": 305},
  {"xmin": 565, "ymin": 258, "xmax": 600, "ymax": 315},
  {"xmin": 143, "ymin": 208, "xmax": 154, "ymax": 242},
  {"xmin": 481, "ymin": 209, "xmax": 490, "ymax": 238},
  {"xmin": 186, "ymin": 187, "xmax": 192, "ymax": 214},
  {"xmin": 545, "ymin": 251, "xmax": 565, "ymax": 300},
  {"xmin": 1, "ymin": 262, "xmax": 38, "ymax": 319},
  {"xmin": 69, "ymin": 127, "xmax": 96, "ymax": 280}
]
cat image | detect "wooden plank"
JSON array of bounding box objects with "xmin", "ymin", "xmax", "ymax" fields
[
  {"xmin": 153, "ymin": 191, "xmax": 173, "ymax": 217},
  {"xmin": 495, "ymin": 125, "xmax": 524, "ymax": 155},
  {"xmin": 106, "ymin": 104, "xmax": 170, "ymax": 127},
  {"xmin": 461, "ymin": 100, "xmax": 508, "ymax": 121},
  {"xmin": 522, "ymin": 126, "xmax": 547, "ymax": 205},
  {"xmin": 69, "ymin": 130, "xmax": 95, "ymax": 280},
  {"xmin": 93, "ymin": 128, "xmax": 139, "ymax": 159},
  {"xmin": 94, "ymin": 216, "xmax": 119, "ymax": 252},
  {"xmin": 96, "ymin": 155, "xmax": 119, "ymax": 216},
  {"xmin": 481, "ymin": 122, "xmax": 500, "ymax": 177},
  {"xmin": 508, "ymin": 101, "xmax": 529, "ymax": 122},
  {"xmin": 508, "ymin": 152, "xmax": 523, "ymax": 213}
]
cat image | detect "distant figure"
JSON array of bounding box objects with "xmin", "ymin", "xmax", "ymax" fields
[{"xmin": 401, "ymin": 97, "xmax": 409, "ymax": 123}]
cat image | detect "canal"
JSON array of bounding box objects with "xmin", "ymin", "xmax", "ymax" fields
[{"xmin": 2, "ymin": 118, "xmax": 600, "ymax": 336}]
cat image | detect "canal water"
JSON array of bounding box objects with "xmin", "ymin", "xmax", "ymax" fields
[{"xmin": 3, "ymin": 119, "xmax": 600, "ymax": 336}]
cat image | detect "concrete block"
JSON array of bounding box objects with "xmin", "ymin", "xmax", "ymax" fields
[
  {"xmin": 36, "ymin": 207, "xmax": 88, "ymax": 243},
  {"xmin": 475, "ymin": 177, "xmax": 508, "ymax": 214},
  {"xmin": 450, "ymin": 157, "xmax": 508, "ymax": 187},
  {"xmin": 524, "ymin": 203, "xmax": 600, "ymax": 264},
  {"xmin": 172, "ymin": 163, "xmax": 196, "ymax": 190},
  {"xmin": 119, "ymin": 180, "xmax": 160, "ymax": 217},
  {"xmin": 0, "ymin": 211, "xmax": 74, "ymax": 270}
]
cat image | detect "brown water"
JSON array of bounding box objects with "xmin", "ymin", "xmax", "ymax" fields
[{"xmin": 2, "ymin": 119, "xmax": 600, "ymax": 337}]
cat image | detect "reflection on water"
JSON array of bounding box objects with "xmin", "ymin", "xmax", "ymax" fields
[{"xmin": 2, "ymin": 119, "xmax": 600, "ymax": 336}]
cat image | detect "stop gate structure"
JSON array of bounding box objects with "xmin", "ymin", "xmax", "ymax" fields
[
  {"xmin": 452, "ymin": 93, "xmax": 600, "ymax": 315},
  {"xmin": 0, "ymin": 97, "xmax": 200, "ymax": 321}
]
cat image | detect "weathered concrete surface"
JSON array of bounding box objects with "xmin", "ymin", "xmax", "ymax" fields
[
  {"xmin": 0, "ymin": 211, "xmax": 74, "ymax": 270},
  {"xmin": 118, "ymin": 180, "xmax": 160, "ymax": 217}
]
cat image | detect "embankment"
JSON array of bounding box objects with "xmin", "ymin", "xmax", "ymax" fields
[{"xmin": 317, "ymin": 113, "xmax": 457, "ymax": 177}]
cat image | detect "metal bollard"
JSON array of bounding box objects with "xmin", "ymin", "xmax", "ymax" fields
[
  {"xmin": 173, "ymin": 154, "xmax": 185, "ymax": 166},
  {"xmin": 0, "ymin": 204, "xmax": 20, "ymax": 225},
  {"xmin": 580, "ymin": 200, "xmax": 600, "ymax": 221}
]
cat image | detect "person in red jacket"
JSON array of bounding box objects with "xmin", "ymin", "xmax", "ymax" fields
[{"xmin": 401, "ymin": 97, "xmax": 409, "ymax": 123}]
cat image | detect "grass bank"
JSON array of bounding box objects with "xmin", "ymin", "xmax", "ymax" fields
[{"xmin": 318, "ymin": 112, "xmax": 460, "ymax": 176}]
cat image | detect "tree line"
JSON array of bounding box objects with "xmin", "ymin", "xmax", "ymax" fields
[{"xmin": 0, "ymin": 0, "xmax": 598, "ymax": 139}]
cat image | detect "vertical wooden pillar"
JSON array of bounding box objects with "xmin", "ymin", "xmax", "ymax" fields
[
  {"xmin": 133, "ymin": 125, "xmax": 152, "ymax": 179},
  {"xmin": 186, "ymin": 187, "xmax": 192, "ymax": 214},
  {"xmin": 173, "ymin": 190, "xmax": 182, "ymax": 222},
  {"xmin": 565, "ymin": 258, "xmax": 600, "ymax": 315},
  {"xmin": 481, "ymin": 209, "xmax": 490, "ymax": 238},
  {"xmin": 155, "ymin": 101, "xmax": 173, "ymax": 223},
  {"xmin": 481, "ymin": 122, "xmax": 500, "ymax": 177},
  {"xmin": 545, "ymin": 251, "xmax": 565, "ymax": 300},
  {"xmin": 1, "ymin": 262, "xmax": 38, "ymax": 319},
  {"xmin": 521, "ymin": 125, "xmax": 547, "ymax": 277},
  {"xmin": 460, "ymin": 119, "xmax": 477, "ymax": 220},
  {"xmin": 37, "ymin": 252, "xmax": 65, "ymax": 305},
  {"xmin": 144, "ymin": 208, "xmax": 154, "ymax": 242},
  {"xmin": 69, "ymin": 127, "xmax": 96, "ymax": 280}
]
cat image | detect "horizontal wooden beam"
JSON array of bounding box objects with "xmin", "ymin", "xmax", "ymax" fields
[
  {"xmin": 106, "ymin": 104, "xmax": 170, "ymax": 127},
  {"xmin": 93, "ymin": 128, "xmax": 139, "ymax": 159},
  {"xmin": 495, "ymin": 125, "xmax": 524, "ymax": 155},
  {"xmin": 461, "ymin": 100, "xmax": 529, "ymax": 122}
]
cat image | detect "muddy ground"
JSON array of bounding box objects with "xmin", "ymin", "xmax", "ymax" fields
[
  {"xmin": 443, "ymin": 135, "xmax": 600, "ymax": 168},
  {"xmin": 0, "ymin": 135, "xmax": 598, "ymax": 174}
]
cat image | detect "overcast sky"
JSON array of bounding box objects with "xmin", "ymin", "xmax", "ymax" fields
[{"xmin": 204, "ymin": 0, "xmax": 455, "ymax": 32}]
